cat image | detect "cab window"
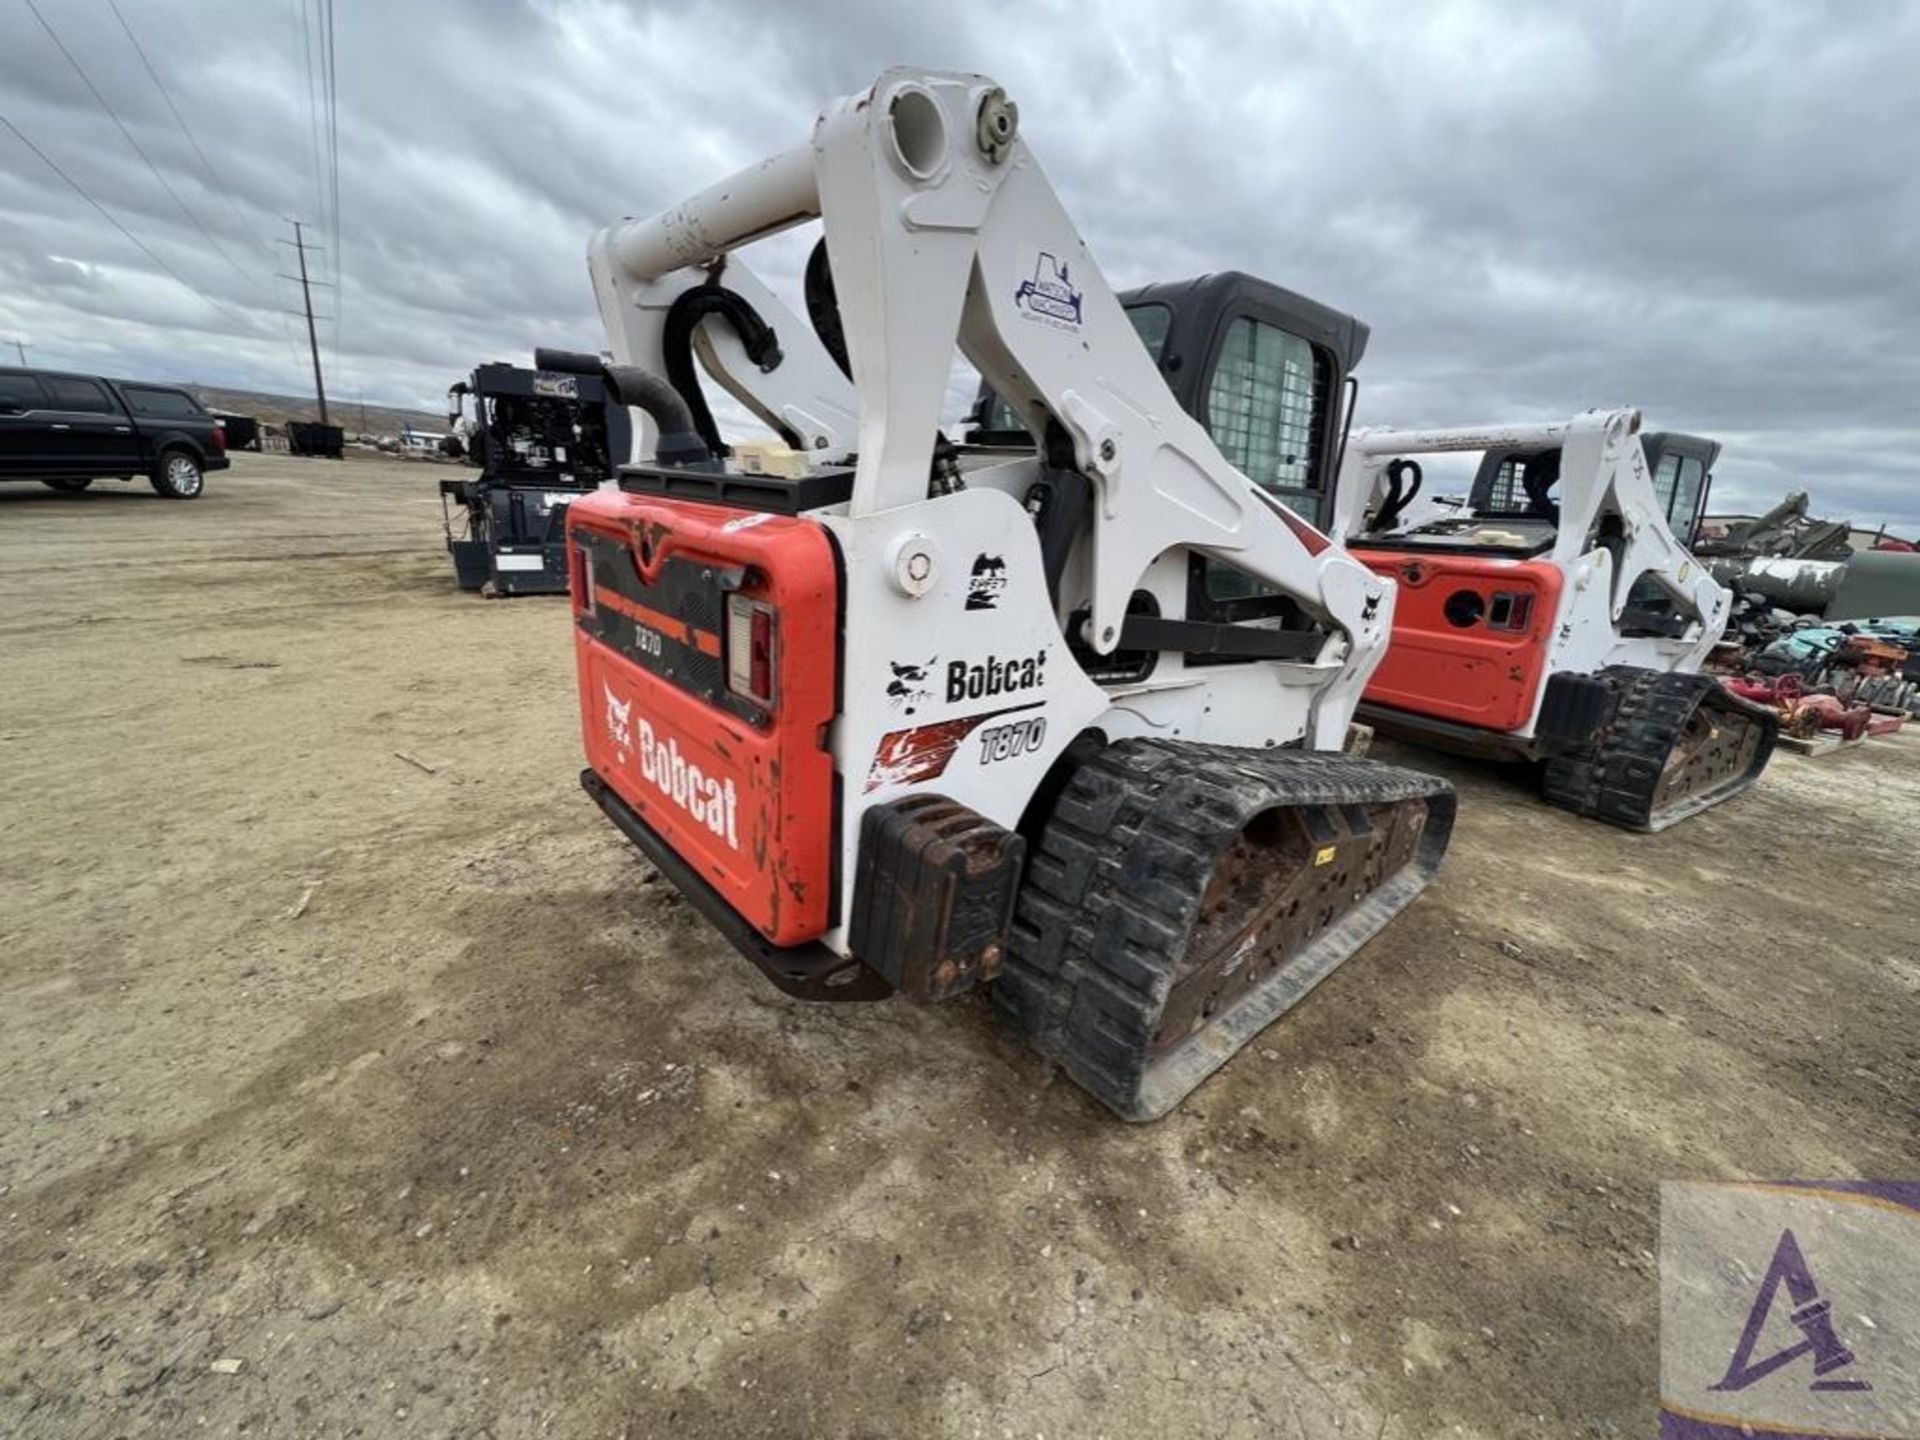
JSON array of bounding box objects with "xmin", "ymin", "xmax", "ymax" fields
[
  {"xmin": 43, "ymin": 376, "xmax": 116, "ymax": 414},
  {"xmin": 1650, "ymin": 453, "xmax": 1682, "ymax": 517},
  {"xmin": 123, "ymin": 386, "xmax": 203, "ymax": 419},
  {"xmin": 0, "ymin": 373, "xmax": 48, "ymax": 411},
  {"xmin": 1125, "ymin": 303, "xmax": 1172, "ymax": 362},
  {"xmin": 1485, "ymin": 453, "xmax": 1559, "ymax": 514},
  {"xmin": 1670, "ymin": 456, "xmax": 1706, "ymax": 535},
  {"xmin": 1204, "ymin": 317, "xmax": 1325, "ymax": 493}
]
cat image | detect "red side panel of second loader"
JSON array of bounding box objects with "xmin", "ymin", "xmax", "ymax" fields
[
  {"xmin": 567, "ymin": 491, "xmax": 839, "ymax": 945},
  {"xmin": 1352, "ymin": 551, "xmax": 1565, "ymax": 734}
]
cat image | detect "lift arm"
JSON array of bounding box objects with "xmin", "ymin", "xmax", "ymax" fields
[{"xmin": 585, "ymin": 68, "xmax": 1392, "ymax": 689}]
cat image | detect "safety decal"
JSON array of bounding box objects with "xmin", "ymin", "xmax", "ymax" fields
[{"xmin": 965, "ymin": 553, "xmax": 1008, "ymax": 611}]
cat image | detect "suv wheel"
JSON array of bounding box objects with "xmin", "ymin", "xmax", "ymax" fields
[
  {"xmin": 41, "ymin": 478, "xmax": 92, "ymax": 493},
  {"xmin": 151, "ymin": 449, "xmax": 205, "ymax": 499}
]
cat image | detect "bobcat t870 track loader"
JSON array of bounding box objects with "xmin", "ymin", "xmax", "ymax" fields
[{"xmin": 562, "ymin": 69, "xmax": 1455, "ymax": 1120}]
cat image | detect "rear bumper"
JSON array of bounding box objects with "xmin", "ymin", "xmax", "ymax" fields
[
  {"xmin": 203, "ymin": 453, "xmax": 232, "ymax": 472},
  {"xmin": 581, "ymin": 769, "xmax": 889, "ymax": 1002}
]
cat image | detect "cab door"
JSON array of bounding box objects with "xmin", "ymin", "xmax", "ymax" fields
[
  {"xmin": 0, "ymin": 370, "xmax": 50, "ymax": 477},
  {"xmin": 40, "ymin": 374, "xmax": 140, "ymax": 474}
]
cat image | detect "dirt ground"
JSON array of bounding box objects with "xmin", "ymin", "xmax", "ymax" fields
[{"xmin": 2, "ymin": 453, "xmax": 1915, "ymax": 1440}]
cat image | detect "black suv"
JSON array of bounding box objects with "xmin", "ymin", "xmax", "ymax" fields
[{"xmin": 0, "ymin": 367, "xmax": 231, "ymax": 499}]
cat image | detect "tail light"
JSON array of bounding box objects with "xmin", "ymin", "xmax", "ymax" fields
[
  {"xmin": 571, "ymin": 540, "xmax": 595, "ymax": 615},
  {"xmin": 211, "ymin": 423, "xmax": 227, "ymax": 455},
  {"xmin": 727, "ymin": 594, "xmax": 777, "ymax": 708},
  {"xmin": 1488, "ymin": 591, "xmax": 1534, "ymax": 631}
]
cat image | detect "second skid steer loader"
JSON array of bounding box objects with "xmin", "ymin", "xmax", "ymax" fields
[
  {"xmin": 562, "ymin": 69, "xmax": 1454, "ymax": 1120},
  {"xmin": 1334, "ymin": 417, "xmax": 1777, "ymax": 831}
]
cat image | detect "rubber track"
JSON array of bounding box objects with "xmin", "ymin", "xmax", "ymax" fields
[
  {"xmin": 1540, "ymin": 666, "xmax": 1776, "ymax": 832},
  {"xmin": 993, "ymin": 738, "xmax": 1454, "ymax": 1121}
]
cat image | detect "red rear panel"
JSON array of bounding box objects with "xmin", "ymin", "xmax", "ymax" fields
[
  {"xmin": 567, "ymin": 492, "xmax": 838, "ymax": 945},
  {"xmin": 1352, "ymin": 550, "xmax": 1564, "ymax": 733}
]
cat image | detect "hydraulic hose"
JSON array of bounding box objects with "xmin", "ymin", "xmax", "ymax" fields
[{"xmin": 662, "ymin": 285, "xmax": 784, "ymax": 455}]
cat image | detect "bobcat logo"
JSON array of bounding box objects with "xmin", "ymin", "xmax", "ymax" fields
[
  {"xmin": 886, "ymin": 658, "xmax": 936, "ymax": 716},
  {"xmin": 603, "ymin": 682, "xmax": 633, "ymax": 758}
]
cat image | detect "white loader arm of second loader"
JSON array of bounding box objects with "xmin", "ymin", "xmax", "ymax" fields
[
  {"xmin": 585, "ymin": 68, "xmax": 1397, "ymax": 760},
  {"xmin": 1333, "ymin": 409, "xmax": 1732, "ymax": 690}
]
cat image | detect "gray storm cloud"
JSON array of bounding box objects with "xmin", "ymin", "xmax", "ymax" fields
[{"xmin": 1, "ymin": 0, "xmax": 1914, "ymax": 530}]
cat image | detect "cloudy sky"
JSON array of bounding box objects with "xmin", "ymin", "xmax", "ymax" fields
[{"xmin": 2, "ymin": 0, "xmax": 1916, "ymax": 530}]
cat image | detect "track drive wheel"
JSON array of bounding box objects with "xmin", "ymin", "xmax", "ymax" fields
[
  {"xmin": 1540, "ymin": 667, "xmax": 1776, "ymax": 833},
  {"xmin": 994, "ymin": 738, "xmax": 1455, "ymax": 1121}
]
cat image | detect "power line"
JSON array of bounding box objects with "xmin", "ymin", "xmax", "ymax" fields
[
  {"xmin": 104, "ymin": 0, "xmax": 276, "ymax": 264},
  {"xmin": 297, "ymin": 0, "xmax": 327, "ymax": 245},
  {"xmin": 322, "ymin": 0, "xmax": 341, "ymax": 353},
  {"xmin": 24, "ymin": 0, "xmax": 271, "ymax": 308},
  {"xmin": 293, "ymin": 0, "xmax": 341, "ymax": 379},
  {"xmin": 0, "ymin": 112, "xmax": 252, "ymax": 331}
]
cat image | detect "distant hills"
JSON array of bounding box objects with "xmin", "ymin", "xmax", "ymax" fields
[{"xmin": 180, "ymin": 384, "xmax": 446, "ymax": 438}]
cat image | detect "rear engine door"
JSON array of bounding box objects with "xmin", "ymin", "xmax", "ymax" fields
[{"xmin": 568, "ymin": 494, "xmax": 840, "ymax": 946}]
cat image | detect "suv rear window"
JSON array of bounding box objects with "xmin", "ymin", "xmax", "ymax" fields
[
  {"xmin": 122, "ymin": 386, "xmax": 204, "ymax": 420},
  {"xmin": 0, "ymin": 373, "xmax": 48, "ymax": 410},
  {"xmin": 43, "ymin": 376, "xmax": 117, "ymax": 414}
]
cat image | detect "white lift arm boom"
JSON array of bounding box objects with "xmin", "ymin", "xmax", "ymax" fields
[{"xmin": 585, "ymin": 68, "xmax": 1392, "ymax": 727}]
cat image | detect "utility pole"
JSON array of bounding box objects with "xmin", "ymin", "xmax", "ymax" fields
[
  {"xmin": 286, "ymin": 219, "xmax": 330, "ymax": 426},
  {"xmin": 10, "ymin": 340, "xmax": 25, "ymax": 366}
]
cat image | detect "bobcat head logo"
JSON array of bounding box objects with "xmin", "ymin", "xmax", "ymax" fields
[{"xmin": 603, "ymin": 682, "xmax": 633, "ymax": 756}]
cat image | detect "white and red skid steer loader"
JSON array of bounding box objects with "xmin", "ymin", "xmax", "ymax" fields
[
  {"xmin": 561, "ymin": 69, "xmax": 1455, "ymax": 1119},
  {"xmin": 1335, "ymin": 415, "xmax": 1777, "ymax": 831}
]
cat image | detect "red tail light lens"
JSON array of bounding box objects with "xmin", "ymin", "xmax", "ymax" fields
[
  {"xmin": 751, "ymin": 606, "xmax": 773, "ymax": 700},
  {"xmin": 727, "ymin": 594, "xmax": 777, "ymax": 708},
  {"xmin": 211, "ymin": 423, "xmax": 227, "ymax": 454},
  {"xmin": 571, "ymin": 541, "xmax": 595, "ymax": 615}
]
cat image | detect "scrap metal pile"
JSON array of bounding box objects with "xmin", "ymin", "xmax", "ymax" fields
[
  {"xmin": 1703, "ymin": 491, "xmax": 1920, "ymax": 651},
  {"xmin": 1701, "ymin": 491, "xmax": 1920, "ymax": 734},
  {"xmin": 1718, "ymin": 619, "xmax": 1920, "ymax": 739}
]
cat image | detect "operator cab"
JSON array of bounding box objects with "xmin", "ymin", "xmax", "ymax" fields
[
  {"xmin": 969, "ymin": 270, "xmax": 1367, "ymax": 532},
  {"xmin": 1359, "ymin": 431, "xmax": 1720, "ymax": 558},
  {"xmin": 967, "ymin": 271, "xmax": 1370, "ymax": 676}
]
